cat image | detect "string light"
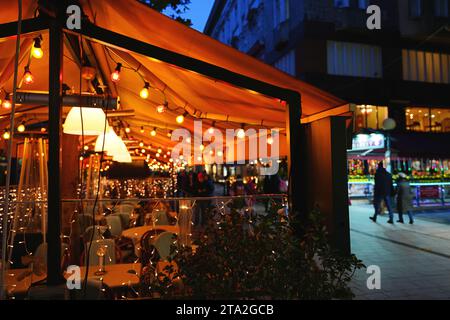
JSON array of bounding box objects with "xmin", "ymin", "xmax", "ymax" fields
[
  {"xmin": 139, "ymin": 141, "xmax": 144, "ymax": 148},
  {"xmin": 140, "ymin": 126, "xmax": 145, "ymax": 133},
  {"xmin": 156, "ymin": 102, "xmax": 167, "ymax": 114},
  {"xmin": 125, "ymin": 126, "xmax": 131, "ymax": 133},
  {"xmin": 111, "ymin": 63, "xmax": 122, "ymax": 82},
  {"xmin": 167, "ymin": 130, "xmax": 172, "ymax": 138},
  {"xmin": 157, "ymin": 148, "xmax": 162, "ymax": 154},
  {"xmin": 140, "ymin": 82, "xmax": 150, "ymax": 99},
  {"xmin": 237, "ymin": 125, "xmax": 245, "ymax": 139},
  {"xmin": 176, "ymin": 111, "xmax": 188, "ymax": 124},
  {"xmin": 40, "ymin": 127, "xmax": 46, "ymax": 133},
  {"xmin": 2, "ymin": 95, "xmax": 11, "ymax": 110},
  {"xmin": 23, "ymin": 66, "xmax": 34, "ymax": 85},
  {"xmin": 267, "ymin": 135, "xmax": 274, "ymax": 145},
  {"xmin": 3, "ymin": 130, "xmax": 10, "ymax": 140},
  {"xmin": 150, "ymin": 128, "xmax": 157, "ymax": 136},
  {"xmin": 17, "ymin": 122, "xmax": 26, "ymax": 133},
  {"xmin": 31, "ymin": 37, "xmax": 43, "ymax": 59}
]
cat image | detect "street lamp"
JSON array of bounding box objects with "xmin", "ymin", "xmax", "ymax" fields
[{"xmin": 382, "ymin": 118, "xmax": 396, "ymax": 173}]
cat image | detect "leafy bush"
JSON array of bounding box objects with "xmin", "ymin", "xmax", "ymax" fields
[{"xmin": 140, "ymin": 205, "xmax": 364, "ymax": 300}]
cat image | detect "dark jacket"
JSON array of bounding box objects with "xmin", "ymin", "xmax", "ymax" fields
[
  {"xmin": 396, "ymin": 179, "xmax": 412, "ymax": 212},
  {"xmin": 374, "ymin": 168, "xmax": 394, "ymax": 198}
]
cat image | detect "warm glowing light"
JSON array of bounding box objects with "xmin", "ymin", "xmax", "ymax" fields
[
  {"xmin": 3, "ymin": 131, "xmax": 10, "ymax": 140},
  {"xmin": 157, "ymin": 148, "xmax": 162, "ymax": 154},
  {"xmin": 31, "ymin": 38, "xmax": 43, "ymax": 59},
  {"xmin": 208, "ymin": 127, "xmax": 214, "ymax": 134},
  {"xmin": 125, "ymin": 126, "xmax": 131, "ymax": 133},
  {"xmin": 186, "ymin": 137, "xmax": 191, "ymax": 143},
  {"xmin": 217, "ymin": 150, "xmax": 223, "ymax": 157},
  {"xmin": 197, "ymin": 156, "xmax": 202, "ymax": 162},
  {"xmin": 199, "ymin": 144, "xmax": 205, "ymax": 151},
  {"xmin": 111, "ymin": 63, "xmax": 122, "ymax": 82},
  {"xmin": 176, "ymin": 114, "xmax": 185, "ymax": 124},
  {"xmin": 140, "ymin": 126, "xmax": 145, "ymax": 133},
  {"xmin": 150, "ymin": 128, "xmax": 157, "ymax": 136},
  {"xmin": 156, "ymin": 153, "xmax": 160, "ymax": 158},
  {"xmin": 156, "ymin": 103, "xmax": 166, "ymax": 114},
  {"xmin": 17, "ymin": 123, "xmax": 25, "ymax": 133},
  {"xmin": 141, "ymin": 149, "xmax": 146, "ymax": 153},
  {"xmin": 83, "ymin": 145, "xmax": 89, "ymax": 151},
  {"xmin": 267, "ymin": 136, "xmax": 274, "ymax": 145},
  {"xmin": 2, "ymin": 97, "xmax": 11, "ymax": 110},
  {"xmin": 236, "ymin": 128, "xmax": 245, "ymax": 139},
  {"xmin": 63, "ymin": 107, "xmax": 107, "ymax": 135},
  {"xmin": 140, "ymin": 82, "xmax": 150, "ymax": 99},
  {"xmin": 167, "ymin": 131, "xmax": 172, "ymax": 138},
  {"xmin": 139, "ymin": 141, "xmax": 144, "ymax": 148},
  {"xmin": 23, "ymin": 66, "xmax": 34, "ymax": 85},
  {"xmin": 40, "ymin": 127, "xmax": 46, "ymax": 133}
]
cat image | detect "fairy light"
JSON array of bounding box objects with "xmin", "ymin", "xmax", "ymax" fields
[
  {"xmin": 150, "ymin": 128, "xmax": 157, "ymax": 136},
  {"xmin": 156, "ymin": 102, "xmax": 167, "ymax": 114},
  {"xmin": 23, "ymin": 66, "xmax": 34, "ymax": 85},
  {"xmin": 3, "ymin": 130, "xmax": 10, "ymax": 140},
  {"xmin": 125, "ymin": 126, "xmax": 131, "ymax": 133},
  {"xmin": 139, "ymin": 141, "xmax": 144, "ymax": 148},
  {"xmin": 31, "ymin": 37, "xmax": 43, "ymax": 59},
  {"xmin": 111, "ymin": 63, "xmax": 122, "ymax": 82},
  {"xmin": 17, "ymin": 122, "xmax": 26, "ymax": 133},
  {"xmin": 140, "ymin": 126, "xmax": 145, "ymax": 133},
  {"xmin": 2, "ymin": 95, "xmax": 12, "ymax": 110},
  {"xmin": 139, "ymin": 82, "xmax": 150, "ymax": 99},
  {"xmin": 176, "ymin": 111, "xmax": 188, "ymax": 124}
]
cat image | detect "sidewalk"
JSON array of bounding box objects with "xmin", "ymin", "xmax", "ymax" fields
[{"xmin": 349, "ymin": 203, "xmax": 450, "ymax": 300}]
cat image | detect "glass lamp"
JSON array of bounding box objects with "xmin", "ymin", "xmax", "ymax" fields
[{"xmin": 63, "ymin": 107, "xmax": 107, "ymax": 135}]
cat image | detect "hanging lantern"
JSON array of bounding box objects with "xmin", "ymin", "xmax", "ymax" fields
[{"xmin": 63, "ymin": 107, "xmax": 107, "ymax": 135}]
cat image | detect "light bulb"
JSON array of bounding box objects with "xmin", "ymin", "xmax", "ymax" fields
[
  {"xmin": 2, "ymin": 97, "xmax": 11, "ymax": 110},
  {"xmin": 157, "ymin": 148, "xmax": 162, "ymax": 154},
  {"xmin": 3, "ymin": 131, "xmax": 10, "ymax": 140},
  {"xmin": 156, "ymin": 103, "xmax": 166, "ymax": 114},
  {"xmin": 17, "ymin": 123, "xmax": 25, "ymax": 133},
  {"xmin": 125, "ymin": 126, "xmax": 131, "ymax": 133},
  {"xmin": 40, "ymin": 127, "xmax": 46, "ymax": 133},
  {"xmin": 150, "ymin": 128, "xmax": 157, "ymax": 136},
  {"xmin": 267, "ymin": 136, "xmax": 274, "ymax": 145},
  {"xmin": 111, "ymin": 63, "xmax": 122, "ymax": 82},
  {"xmin": 217, "ymin": 150, "xmax": 223, "ymax": 157},
  {"xmin": 237, "ymin": 128, "xmax": 245, "ymax": 139},
  {"xmin": 139, "ymin": 141, "xmax": 144, "ymax": 148},
  {"xmin": 140, "ymin": 82, "xmax": 150, "ymax": 99},
  {"xmin": 200, "ymin": 144, "xmax": 205, "ymax": 151},
  {"xmin": 23, "ymin": 66, "xmax": 34, "ymax": 85},
  {"xmin": 83, "ymin": 145, "xmax": 89, "ymax": 151},
  {"xmin": 176, "ymin": 114, "xmax": 185, "ymax": 124},
  {"xmin": 140, "ymin": 126, "xmax": 145, "ymax": 133},
  {"xmin": 167, "ymin": 131, "xmax": 172, "ymax": 138},
  {"xmin": 31, "ymin": 38, "xmax": 43, "ymax": 59},
  {"xmin": 208, "ymin": 127, "xmax": 214, "ymax": 134}
]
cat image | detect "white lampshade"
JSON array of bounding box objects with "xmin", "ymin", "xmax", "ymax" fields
[
  {"xmin": 95, "ymin": 126, "xmax": 123, "ymax": 155},
  {"xmin": 63, "ymin": 107, "xmax": 107, "ymax": 135},
  {"xmin": 111, "ymin": 138, "xmax": 132, "ymax": 163}
]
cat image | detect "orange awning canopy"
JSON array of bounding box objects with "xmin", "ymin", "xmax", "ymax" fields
[{"xmin": 0, "ymin": 0, "xmax": 346, "ymax": 161}]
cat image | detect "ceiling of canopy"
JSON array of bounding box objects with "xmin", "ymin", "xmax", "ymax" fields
[{"xmin": 0, "ymin": 0, "xmax": 346, "ymax": 162}]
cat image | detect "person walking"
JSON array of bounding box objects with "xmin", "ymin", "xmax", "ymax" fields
[
  {"xmin": 370, "ymin": 162, "xmax": 395, "ymax": 224},
  {"xmin": 396, "ymin": 172, "xmax": 414, "ymax": 224}
]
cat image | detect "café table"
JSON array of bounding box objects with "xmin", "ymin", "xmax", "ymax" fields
[
  {"xmin": 4, "ymin": 268, "xmax": 46, "ymax": 297},
  {"xmin": 65, "ymin": 263, "xmax": 141, "ymax": 289}
]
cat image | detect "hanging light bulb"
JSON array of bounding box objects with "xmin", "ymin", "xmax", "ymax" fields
[
  {"xmin": 17, "ymin": 122, "xmax": 26, "ymax": 133},
  {"xmin": 3, "ymin": 130, "xmax": 10, "ymax": 140},
  {"xmin": 140, "ymin": 126, "xmax": 145, "ymax": 133},
  {"xmin": 125, "ymin": 126, "xmax": 131, "ymax": 133},
  {"xmin": 237, "ymin": 125, "xmax": 246, "ymax": 139},
  {"xmin": 63, "ymin": 107, "xmax": 107, "ymax": 135},
  {"xmin": 2, "ymin": 95, "xmax": 11, "ymax": 110},
  {"xmin": 31, "ymin": 37, "xmax": 43, "ymax": 59},
  {"xmin": 150, "ymin": 127, "xmax": 157, "ymax": 136},
  {"xmin": 157, "ymin": 148, "xmax": 162, "ymax": 154},
  {"xmin": 40, "ymin": 127, "xmax": 47, "ymax": 133},
  {"xmin": 267, "ymin": 135, "xmax": 274, "ymax": 145},
  {"xmin": 111, "ymin": 63, "xmax": 122, "ymax": 82},
  {"xmin": 139, "ymin": 141, "xmax": 144, "ymax": 148},
  {"xmin": 140, "ymin": 82, "xmax": 150, "ymax": 99},
  {"xmin": 167, "ymin": 130, "xmax": 172, "ymax": 138},
  {"xmin": 156, "ymin": 102, "xmax": 167, "ymax": 114},
  {"xmin": 199, "ymin": 144, "xmax": 205, "ymax": 151},
  {"xmin": 23, "ymin": 66, "xmax": 34, "ymax": 85},
  {"xmin": 217, "ymin": 150, "xmax": 223, "ymax": 157},
  {"xmin": 176, "ymin": 111, "xmax": 188, "ymax": 124}
]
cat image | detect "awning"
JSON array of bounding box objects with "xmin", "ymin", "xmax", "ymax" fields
[{"xmin": 0, "ymin": 0, "xmax": 346, "ymax": 161}]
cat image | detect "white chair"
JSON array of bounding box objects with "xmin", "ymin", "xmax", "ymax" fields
[{"xmin": 153, "ymin": 232, "xmax": 176, "ymax": 261}]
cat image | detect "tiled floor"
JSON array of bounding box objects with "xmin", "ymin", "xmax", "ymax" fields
[{"xmin": 349, "ymin": 203, "xmax": 450, "ymax": 300}]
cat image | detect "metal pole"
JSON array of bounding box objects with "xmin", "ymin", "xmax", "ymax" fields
[{"xmin": 47, "ymin": 17, "xmax": 63, "ymax": 285}]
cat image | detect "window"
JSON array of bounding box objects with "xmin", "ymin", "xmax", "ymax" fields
[
  {"xmin": 354, "ymin": 105, "xmax": 388, "ymax": 130},
  {"xmin": 273, "ymin": 0, "xmax": 289, "ymax": 26},
  {"xmin": 327, "ymin": 41, "xmax": 383, "ymax": 78},
  {"xmin": 358, "ymin": 0, "xmax": 369, "ymax": 10},
  {"xmin": 402, "ymin": 49, "xmax": 450, "ymax": 84},
  {"xmin": 409, "ymin": 0, "xmax": 422, "ymax": 17},
  {"xmin": 334, "ymin": 0, "xmax": 350, "ymax": 8},
  {"xmin": 406, "ymin": 107, "xmax": 450, "ymax": 132},
  {"xmin": 434, "ymin": 0, "xmax": 449, "ymax": 17},
  {"xmin": 274, "ymin": 50, "xmax": 296, "ymax": 76}
]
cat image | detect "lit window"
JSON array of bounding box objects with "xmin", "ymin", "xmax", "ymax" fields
[
  {"xmin": 327, "ymin": 41, "xmax": 382, "ymax": 78},
  {"xmin": 402, "ymin": 49, "xmax": 450, "ymax": 84},
  {"xmin": 354, "ymin": 105, "xmax": 388, "ymax": 130},
  {"xmin": 406, "ymin": 107, "xmax": 450, "ymax": 132}
]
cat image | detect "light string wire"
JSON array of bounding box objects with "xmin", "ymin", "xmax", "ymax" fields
[{"xmin": 1, "ymin": 0, "xmax": 22, "ymax": 301}]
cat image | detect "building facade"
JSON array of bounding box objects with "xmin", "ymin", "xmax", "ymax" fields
[{"xmin": 205, "ymin": 0, "xmax": 450, "ymax": 205}]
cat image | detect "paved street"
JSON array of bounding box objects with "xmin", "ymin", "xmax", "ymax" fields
[{"xmin": 349, "ymin": 203, "xmax": 450, "ymax": 300}]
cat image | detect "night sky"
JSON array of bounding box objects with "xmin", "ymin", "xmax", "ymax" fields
[{"xmin": 164, "ymin": 0, "xmax": 215, "ymax": 32}]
